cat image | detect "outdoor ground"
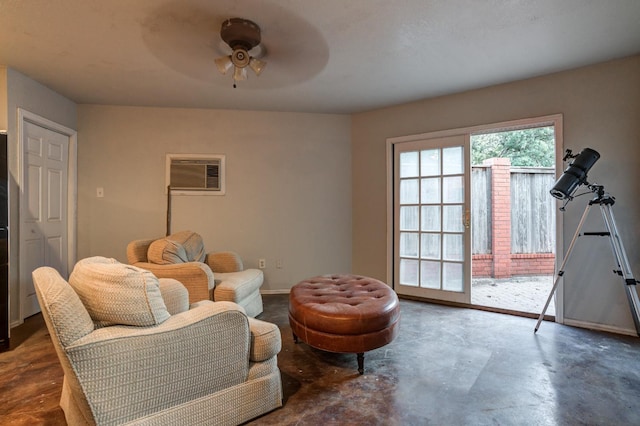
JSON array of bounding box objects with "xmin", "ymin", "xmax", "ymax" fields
[{"xmin": 471, "ymin": 275, "xmax": 556, "ymax": 316}]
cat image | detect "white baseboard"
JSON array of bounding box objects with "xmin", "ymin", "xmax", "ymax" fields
[
  {"xmin": 563, "ymin": 318, "xmax": 637, "ymax": 337},
  {"xmin": 260, "ymin": 289, "xmax": 291, "ymax": 295}
]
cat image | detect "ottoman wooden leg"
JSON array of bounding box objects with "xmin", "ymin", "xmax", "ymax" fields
[
  {"xmin": 292, "ymin": 332, "xmax": 299, "ymax": 343},
  {"xmin": 357, "ymin": 352, "xmax": 364, "ymax": 375}
]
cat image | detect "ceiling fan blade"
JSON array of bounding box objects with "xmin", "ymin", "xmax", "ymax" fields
[
  {"xmin": 214, "ymin": 56, "xmax": 233, "ymax": 75},
  {"xmin": 233, "ymin": 66, "xmax": 248, "ymax": 81},
  {"xmin": 249, "ymin": 57, "xmax": 266, "ymax": 76}
]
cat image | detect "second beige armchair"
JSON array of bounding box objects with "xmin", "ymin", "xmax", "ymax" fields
[{"xmin": 127, "ymin": 230, "xmax": 264, "ymax": 317}]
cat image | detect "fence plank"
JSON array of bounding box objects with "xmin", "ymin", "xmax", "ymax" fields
[
  {"xmin": 472, "ymin": 167, "xmax": 491, "ymax": 254},
  {"xmin": 510, "ymin": 171, "xmax": 556, "ymax": 253}
]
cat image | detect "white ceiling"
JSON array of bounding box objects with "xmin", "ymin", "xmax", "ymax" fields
[{"xmin": 1, "ymin": 0, "xmax": 639, "ymax": 114}]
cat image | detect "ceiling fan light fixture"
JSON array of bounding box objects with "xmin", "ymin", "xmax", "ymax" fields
[
  {"xmin": 214, "ymin": 17, "xmax": 266, "ymax": 87},
  {"xmin": 233, "ymin": 66, "xmax": 248, "ymax": 82},
  {"xmin": 214, "ymin": 56, "xmax": 233, "ymax": 74},
  {"xmin": 249, "ymin": 57, "xmax": 266, "ymax": 76}
]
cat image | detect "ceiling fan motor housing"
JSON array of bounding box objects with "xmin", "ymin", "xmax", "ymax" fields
[{"xmin": 220, "ymin": 18, "xmax": 261, "ymax": 51}]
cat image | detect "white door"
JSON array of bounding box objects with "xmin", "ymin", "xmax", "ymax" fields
[
  {"xmin": 394, "ymin": 135, "xmax": 471, "ymax": 304},
  {"xmin": 20, "ymin": 122, "xmax": 69, "ymax": 317}
]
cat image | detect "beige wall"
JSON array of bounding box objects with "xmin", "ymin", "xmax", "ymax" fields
[
  {"xmin": 77, "ymin": 105, "xmax": 352, "ymax": 291},
  {"xmin": 4, "ymin": 67, "xmax": 77, "ymax": 324},
  {"xmin": 352, "ymin": 55, "xmax": 640, "ymax": 333},
  {"xmin": 0, "ymin": 67, "xmax": 7, "ymax": 130}
]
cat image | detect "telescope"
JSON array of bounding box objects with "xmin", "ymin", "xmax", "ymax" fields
[
  {"xmin": 550, "ymin": 148, "xmax": 600, "ymax": 200},
  {"xmin": 538, "ymin": 147, "xmax": 640, "ymax": 336}
]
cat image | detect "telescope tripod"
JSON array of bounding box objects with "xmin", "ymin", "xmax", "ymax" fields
[{"xmin": 535, "ymin": 189, "xmax": 640, "ymax": 335}]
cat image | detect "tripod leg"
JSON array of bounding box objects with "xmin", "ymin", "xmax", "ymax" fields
[
  {"xmin": 600, "ymin": 205, "xmax": 640, "ymax": 336},
  {"xmin": 623, "ymin": 285, "xmax": 640, "ymax": 336},
  {"xmin": 535, "ymin": 274, "xmax": 562, "ymax": 332},
  {"xmin": 535, "ymin": 204, "xmax": 593, "ymax": 333}
]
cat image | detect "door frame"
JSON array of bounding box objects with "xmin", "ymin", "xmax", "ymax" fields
[
  {"xmin": 17, "ymin": 108, "xmax": 77, "ymax": 323},
  {"xmin": 386, "ymin": 114, "xmax": 564, "ymax": 322}
]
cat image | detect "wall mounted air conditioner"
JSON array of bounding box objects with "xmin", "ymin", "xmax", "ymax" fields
[{"xmin": 165, "ymin": 154, "xmax": 226, "ymax": 195}]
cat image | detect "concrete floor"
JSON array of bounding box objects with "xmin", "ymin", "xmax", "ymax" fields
[
  {"xmin": 252, "ymin": 294, "xmax": 640, "ymax": 425},
  {"xmin": 3, "ymin": 294, "xmax": 639, "ymax": 425}
]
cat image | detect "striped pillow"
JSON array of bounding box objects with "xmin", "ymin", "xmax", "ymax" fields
[
  {"xmin": 146, "ymin": 231, "xmax": 206, "ymax": 264},
  {"xmin": 168, "ymin": 230, "xmax": 206, "ymax": 262},
  {"xmin": 147, "ymin": 237, "xmax": 188, "ymax": 265}
]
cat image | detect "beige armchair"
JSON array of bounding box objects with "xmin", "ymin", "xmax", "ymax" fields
[
  {"xmin": 33, "ymin": 257, "xmax": 282, "ymax": 426},
  {"xmin": 127, "ymin": 230, "xmax": 264, "ymax": 317}
]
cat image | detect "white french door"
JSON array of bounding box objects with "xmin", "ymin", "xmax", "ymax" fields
[{"xmin": 393, "ymin": 134, "xmax": 471, "ymax": 304}]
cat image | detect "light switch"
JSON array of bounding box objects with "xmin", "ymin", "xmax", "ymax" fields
[{"xmin": 97, "ymin": 187, "xmax": 104, "ymax": 198}]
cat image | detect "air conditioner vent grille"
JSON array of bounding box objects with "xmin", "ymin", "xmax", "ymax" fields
[{"xmin": 166, "ymin": 154, "xmax": 225, "ymax": 195}]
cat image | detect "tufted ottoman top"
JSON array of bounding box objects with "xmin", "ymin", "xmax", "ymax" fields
[{"xmin": 289, "ymin": 274, "xmax": 400, "ymax": 336}]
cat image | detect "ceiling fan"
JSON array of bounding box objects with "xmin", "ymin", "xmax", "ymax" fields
[{"xmin": 214, "ymin": 18, "xmax": 266, "ymax": 87}]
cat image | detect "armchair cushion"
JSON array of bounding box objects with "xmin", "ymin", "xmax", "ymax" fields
[{"xmin": 69, "ymin": 256, "xmax": 170, "ymax": 327}]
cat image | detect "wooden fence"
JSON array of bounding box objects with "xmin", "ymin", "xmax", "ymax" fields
[{"xmin": 471, "ymin": 163, "xmax": 556, "ymax": 277}]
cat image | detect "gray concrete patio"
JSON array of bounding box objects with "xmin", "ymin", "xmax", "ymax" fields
[{"xmin": 471, "ymin": 275, "xmax": 556, "ymax": 316}]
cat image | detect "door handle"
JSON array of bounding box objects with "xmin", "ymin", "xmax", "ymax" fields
[{"xmin": 464, "ymin": 209, "xmax": 471, "ymax": 229}]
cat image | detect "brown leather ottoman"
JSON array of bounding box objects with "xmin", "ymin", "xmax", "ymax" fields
[{"xmin": 288, "ymin": 274, "xmax": 400, "ymax": 374}]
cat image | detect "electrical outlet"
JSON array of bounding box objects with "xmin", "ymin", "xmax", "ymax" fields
[
  {"xmin": 276, "ymin": 259, "xmax": 283, "ymax": 269},
  {"xmin": 258, "ymin": 259, "xmax": 266, "ymax": 269}
]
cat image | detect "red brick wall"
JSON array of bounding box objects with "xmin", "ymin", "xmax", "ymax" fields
[
  {"xmin": 510, "ymin": 253, "xmax": 555, "ymax": 276},
  {"xmin": 472, "ymin": 254, "xmax": 555, "ymax": 278},
  {"xmin": 472, "ymin": 254, "xmax": 493, "ymax": 277}
]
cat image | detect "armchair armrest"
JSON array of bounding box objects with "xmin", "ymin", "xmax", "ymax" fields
[
  {"xmin": 206, "ymin": 251, "xmax": 244, "ymax": 273},
  {"xmin": 130, "ymin": 261, "xmax": 214, "ymax": 304},
  {"xmin": 67, "ymin": 301, "xmax": 251, "ymax": 425},
  {"xmin": 126, "ymin": 238, "xmax": 155, "ymax": 264},
  {"xmin": 248, "ymin": 317, "xmax": 281, "ymax": 362}
]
